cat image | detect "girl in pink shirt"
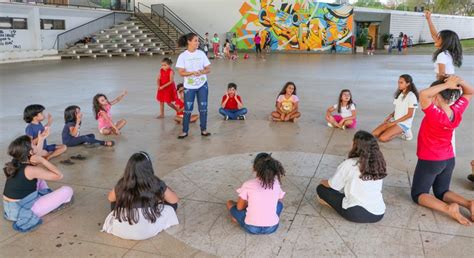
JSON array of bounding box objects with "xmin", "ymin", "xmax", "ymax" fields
[
  {"xmin": 93, "ymin": 91, "xmax": 128, "ymax": 135},
  {"xmin": 411, "ymin": 76, "xmax": 473, "ymax": 225},
  {"xmin": 226, "ymin": 153, "xmax": 285, "ymax": 234}
]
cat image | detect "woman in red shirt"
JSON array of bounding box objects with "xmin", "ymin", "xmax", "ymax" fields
[{"xmin": 411, "ymin": 75, "xmax": 473, "ymax": 225}]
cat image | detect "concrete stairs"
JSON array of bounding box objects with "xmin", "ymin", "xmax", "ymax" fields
[{"xmin": 60, "ymin": 17, "xmax": 172, "ymax": 59}]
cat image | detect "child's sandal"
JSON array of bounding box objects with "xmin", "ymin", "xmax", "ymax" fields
[
  {"xmin": 60, "ymin": 159, "xmax": 75, "ymax": 165},
  {"xmin": 104, "ymin": 141, "xmax": 115, "ymax": 147},
  {"xmin": 201, "ymin": 132, "xmax": 211, "ymax": 137},
  {"xmin": 70, "ymin": 155, "xmax": 87, "ymax": 160}
]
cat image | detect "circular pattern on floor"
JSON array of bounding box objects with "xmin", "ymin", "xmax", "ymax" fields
[{"xmin": 162, "ymin": 152, "xmax": 415, "ymax": 257}]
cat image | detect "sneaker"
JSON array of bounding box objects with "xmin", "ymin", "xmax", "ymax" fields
[
  {"xmin": 238, "ymin": 115, "xmax": 246, "ymax": 120},
  {"xmin": 327, "ymin": 122, "xmax": 334, "ymax": 128},
  {"xmin": 224, "ymin": 116, "xmax": 229, "ymax": 121},
  {"xmin": 468, "ymin": 174, "xmax": 474, "ymax": 183},
  {"xmin": 403, "ymin": 129, "xmax": 413, "ymax": 141}
]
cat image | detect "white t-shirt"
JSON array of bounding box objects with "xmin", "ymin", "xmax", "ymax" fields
[
  {"xmin": 434, "ymin": 51, "xmax": 455, "ymax": 75},
  {"xmin": 176, "ymin": 50, "xmax": 211, "ymax": 89},
  {"xmin": 328, "ymin": 158, "xmax": 385, "ymax": 215},
  {"xmin": 393, "ymin": 91, "xmax": 418, "ymax": 129},
  {"xmin": 333, "ymin": 103, "xmax": 356, "ymax": 118},
  {"xmin": 101, "ymin": 205, "xmax": 179, "ymax": 240}
]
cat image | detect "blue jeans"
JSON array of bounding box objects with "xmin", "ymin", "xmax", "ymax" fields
[
  {"xmin": 64, "ymin": 134, "xmax": 104, "ymax": 147},
  {"xmin": 183, "ymin": 82, "xmax": 209, "ymax": 133},
  {"xmin": 230, "ymin": 201, "xmax": 283, "ymax": 234},
  {"xmin": 219, "ymin": 108, "xmax": 247, "ymax": 120}
]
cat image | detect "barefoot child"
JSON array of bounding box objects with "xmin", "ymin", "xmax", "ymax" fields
[
  {"xmin": 3, "ymin": 135, "xmax": 73, "ymax": 232},
  {"xmin": 93, "ymin": 91, "xmax": 127, "ymax": 135},
  {"xmin": 174, "ymin": 83, "xmax": 199, "ymax": 124},
  {"xmin": 372, "ymin": 74, "xmax": 419, "ymax": 142},
  {"xmin": 317, "ymin": 131, "xmax": 386, "ymax": 223},
  {"xmin": 271, "ymin": 82, "xmax": 301, "ymax": 122},
  {"xmin": 227, "ymin": 153, "xmax": 285, "ymax": 234},
  {"xmin": 325, "ymin": 89, "xmax": 356, "ymax": 129},
  {"xmin": 102, "ymin": 152, "xmax": 179, "ymax": 240},
  {"xmin": 219, "ymin": 83, "xmax": 247, "ymax": 120},
  {"xmin": 24, "ymin": 104, "xmax": 67, "ymax": 160},
  {"xmin": 411, "ymin": 76, "xmax": 473, "ymax": 225},
  {"xmin": 156, "ymin": 57, "xmax": 177, "ymax": 118},
  {"xmin": 62, "ymin": 105, "xmax": 114, "ymax": 147}
]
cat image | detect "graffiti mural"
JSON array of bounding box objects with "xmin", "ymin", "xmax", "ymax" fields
[{"xmin": 230, "ymin": 0, "xmax": 354, "ymax": 52}]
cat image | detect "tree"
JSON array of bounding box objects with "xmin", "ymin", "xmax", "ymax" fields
[{"xmin": 353, "ymin": 0, "xmax": 385, "ymax": 9}]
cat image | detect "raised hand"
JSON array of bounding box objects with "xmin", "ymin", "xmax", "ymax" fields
[
  {"xmin": 445, "ymin": 76, "xmax": 461, "ymax": 89},
  {"xmin": 424, "ymin": 10, "xmax": 432, "ymax": 20},
  {"xmin": 47, "ymin": 113, "xmax": 53, "ymax": 125}
]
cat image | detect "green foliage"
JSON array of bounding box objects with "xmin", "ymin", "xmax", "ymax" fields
[
  {"xmin": 353, "ymin": 0, "xmax": 384, "ymax": 9},
  {"xmin": 382, "ymin": 33, "xmax": 390, "ymax": 44},
  {"xmin": 355, "ymin": 28, "xmax": 369, "ymax": 46},
  {"xmin": 357, "ymin": 0, "xmax": 473, "ymax": 16}
]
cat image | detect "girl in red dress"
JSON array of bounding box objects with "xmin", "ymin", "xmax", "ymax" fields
[{"xmin": 156, "ymin": 57, "xmax": 177, "ymax": 118}]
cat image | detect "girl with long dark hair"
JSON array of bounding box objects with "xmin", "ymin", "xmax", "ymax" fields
[
  {"xmin": 411, "ymin": 76, "xmax": 473, "ymax": 225},
  {"xmin": 3, "ymin": 135, "xmax": 73, "ymax": 232},
  {"xmin": 175, "ymin": 33, "xmax": 212, "ymax": 139},
  {"xmin": 317, "ymin": 131, "xmax": 386, "ymax": 223},
  {"xmin": 271, "ymin": 82, "xmax": 301, "ymax": 122},
  {"xmin": 372, "ymin": 74, "xmax": 419, "ymax": 142},
  {"xmin": 102, "ymin": 151, "xmax": 179, "ymax": 240},
  {"xmin": 325, "ymin": 89, "xmax": 356, "ymax": 129},
  {"xmin": 226, "ymin": 153, "xmax": 286, "ymax": 234},
  {"xmin": 92, "ymin": 91, "xmax": 127, "ymax": 135},
  {"xmin": 425, "ymin": 11, "xmax": 463, "ymax": 79}
]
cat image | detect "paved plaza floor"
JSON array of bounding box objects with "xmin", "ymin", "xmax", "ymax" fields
[{"xmin": 0, "ymin": 53, "xmax": 473, "ymax": 257}]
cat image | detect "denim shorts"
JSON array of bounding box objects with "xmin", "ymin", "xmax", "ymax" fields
[
  {"xmin": 397, "ymin": 123, "xmax": 410, "ymax": 133},
  {"xmin": 229, "ymin": 201, "xmax": 283, "ymax": 235}
]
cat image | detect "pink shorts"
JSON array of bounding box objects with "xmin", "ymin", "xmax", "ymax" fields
[{"xmin": 333, "ymin": 115, "xmax": 357, "ymax": 129}]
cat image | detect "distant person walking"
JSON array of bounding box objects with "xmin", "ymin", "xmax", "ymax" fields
[
  {"xmin": 254, "ymin": 33, "xmax": 262, "ymax": 58},
  {"xmin": 397, "ymin": 32, "xmax": 403, "ymax": 54}
]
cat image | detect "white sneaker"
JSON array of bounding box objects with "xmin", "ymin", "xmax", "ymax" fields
[
  {"xmin": 327, "ymin": 122, "xmax": 334, "ymax": 128},
  {"xmin": 403, "ymin": 129, "xmax": 413, "ymax": 141}
]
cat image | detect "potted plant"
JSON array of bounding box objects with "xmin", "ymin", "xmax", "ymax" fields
[
  {"xmin": 355, "ymin": 29, "xmax": 368, "ymax": 53},
  {"xmin": 382, "ymin": 33, "xmax": 390, "ymax": 50}
]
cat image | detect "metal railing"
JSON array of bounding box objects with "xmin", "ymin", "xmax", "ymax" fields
[
  {"xmin": 134, "ymin": 3, "xmax": 176, "ymax": 51},
  {"xmin": 8, "ymin": 0, "xmax": 134, "ymax": 11},
  {"xmin": 55, "ymin": 11, "xmax": 131, "ymax": 50},
  {"xmin": 151, "ymin": 3, "xmax": 204, "ymax": 43}
]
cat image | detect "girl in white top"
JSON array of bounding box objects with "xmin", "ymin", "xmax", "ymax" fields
[
  {"xmin": 175, "ymin": 33, "xmax": 211, "ymax": 139},
  {"xmin": 325, "ymin": 89, "xmax": 357, "ymax": 130},
  {"xmin": 372, "ymin": 74, "xmax": 419, "ymax": 142},
  {"xmin": 317, "ymin": 131, "xmax": 386, "ymax": 223},
  {"xmin": 425, "ymin": 11, "xmax": 463, "ymax": 80},
  {"xmin": 102, "ymin": 152, "xmax": 179, "ymax": 240}
]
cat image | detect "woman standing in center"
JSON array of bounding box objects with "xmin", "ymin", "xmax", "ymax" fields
[{"xmin": 175, "ymin": 33, "xmax": 212, "ymax": 139}]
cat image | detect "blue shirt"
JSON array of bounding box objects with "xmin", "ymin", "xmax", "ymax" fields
[
  {"xmin": 62, "ymin": 122, "xmax": 78, "ymax": 145},
  {"xmin": 25, "ymin": 122, "xmax": 47, "ymax": 149}
]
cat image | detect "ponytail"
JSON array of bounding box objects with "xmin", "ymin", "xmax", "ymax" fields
[
  {"xmin": 253, "ymin": 153, "xmax": 285, "ymax": 189},
  {"xmin": 3, "ymin": 135, "xmax": 32, "ymax": 178},
  {"xmin": 178, "ymin": 33, "xmax": 197, "ymax": 48}
]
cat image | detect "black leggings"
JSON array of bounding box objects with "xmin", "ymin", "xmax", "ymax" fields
[
  {"xmin": 110, "ymin": 202, "xmax": 178, "ymax": 212},
  {"xmin": 65, "ymin": 134, "xmax": 104, "ymax": 147},
  {"xmin": 255, "ymin": 44, "xmax": 261, "ymax": 54},
  {"xmin": 316, "ymin": 185, "xmax": 384, "ymax": 223},
  {"xmin": 411, "ymin": 158, "xmax": 455, "ymax": 203}
]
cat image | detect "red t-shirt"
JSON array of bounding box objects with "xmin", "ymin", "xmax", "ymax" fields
[
  {"xmin": 417, "ymin": 97, "xmax": 469, "ymax": 161},
  {"xmin": 175, "ymin": 98, "xmax": 184, "ymax": 116},
  {"xmin": 221, "ymin": 95, "xmax": 242, "ymax": 110}
]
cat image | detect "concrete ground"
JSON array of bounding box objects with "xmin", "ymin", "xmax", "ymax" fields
[{"xmin": 0, "ymin": 53, "xmax": 473, "ymax": 257}]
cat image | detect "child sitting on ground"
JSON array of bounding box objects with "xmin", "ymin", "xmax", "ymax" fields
[
  {"xmin": 219, "ymin": 83, "xmax": 247, "ymax": 120},
  {"xmin": 174, "ymin": 83, "xmax": 199, "ymax": 124},
  {"xmin": 317, "ymin": 131, "xmax": 386, "ymax": 223},
  {"xmin": 24, "ymin": 104, "xmax": 67, "ymax": 160},
  {"xmin": 93, "ymin": 90, "xmax": 127, "ymax": 135},
  {"xmin": 226, "ymin": 153, "xmax": 285, "ymax": 234},
  {"xmin": 62, "ymin": 105, "xmax": 114, "ymax": 147},
  {"xmin": 325, "ymin": 89, "xmax": 357, "ymax": 130},
  {"xmin": 271, "ymin": 82, "xmax": 301, "ymax": 122},
  {"xmin": 3, "ymin": 134, "xmax": 73, "ymax": 232},
  {"xmin": 372, "ymin": 74, "xmax": 418, "ymax": 142},
  {"xmin": 102, "ymin": 151, "xmax": 179, "ymax": 240}
]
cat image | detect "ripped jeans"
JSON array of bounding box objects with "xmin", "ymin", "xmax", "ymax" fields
[{"xmin": 183, "ymin": 82, "xmax": 208, "ymax": 133}]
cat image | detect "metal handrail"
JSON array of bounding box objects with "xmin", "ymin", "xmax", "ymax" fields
[
  {"xmin": 134, "ymin": 3, "xmax": 176, "ymax": 51},
  {"xmin": 151, "ymin": 3, "xmax": 204, "ymax": 43},
  {"xmin": 55, "ymin": 11, "xmax": 131, "ymax": 50}
]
